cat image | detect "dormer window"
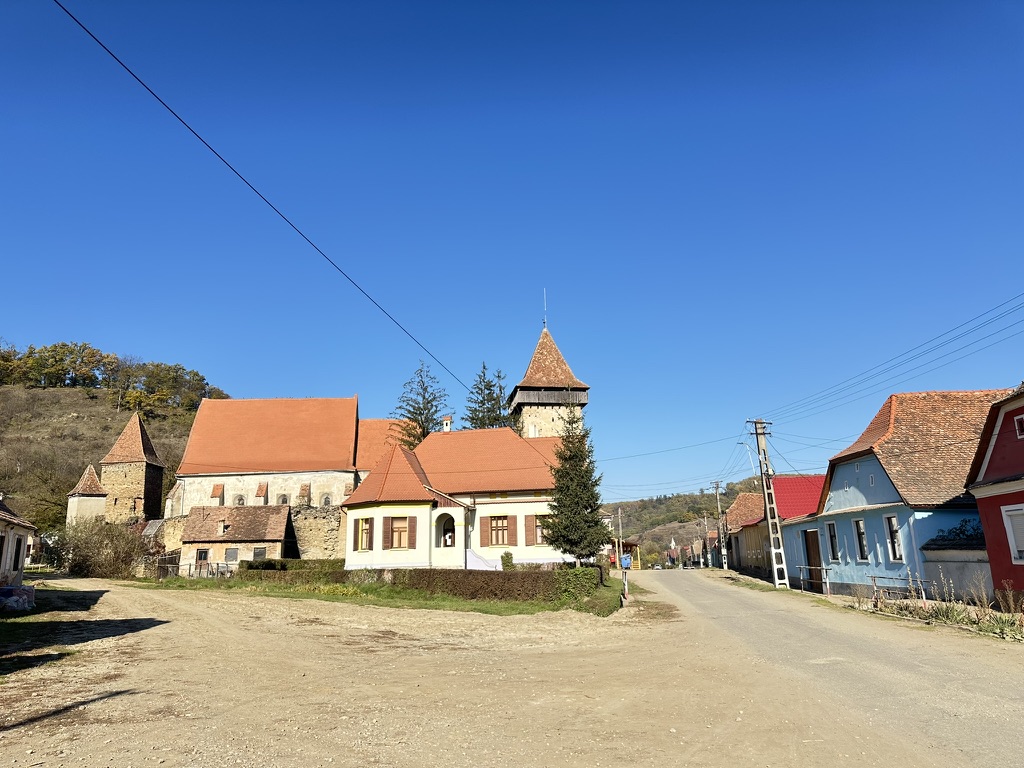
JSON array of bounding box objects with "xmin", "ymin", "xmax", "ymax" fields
[
  {"xmin": 218, "ymin": 521, "xmax": 230, "ymax": 535},
  {"xmin": 1015, "ymin": 414, "xmax": 1024, "ymax": 440},
  {"xmin": 234, "ymin": 495, "xmax": 246, "ymax": 506},
  {"xmin": 278, "ymin": 494, "xmax": 289, "ymax": 505},
  {"xmin": 321, "ymin": 495, "xmax": 332, "ymax": 507}
]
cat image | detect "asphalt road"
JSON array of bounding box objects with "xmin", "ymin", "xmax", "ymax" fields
[{"xmin": 630, "ymin": 568, "xmax": 1024, "ymax": 764}]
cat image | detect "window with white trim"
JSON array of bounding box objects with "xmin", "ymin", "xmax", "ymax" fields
[
  {"xmin": 853, "ymin": 519, "xmax": 869, "ymax": 561},
  {"xmin": 825, "ymin": 522, "xmax": 839, "ymax": 561},
  {"xmin": 884, "ymin": 515, "xmax": 903, "ymax": 562},
  {"xmin": 1015, "ymin": 414, "xmax": 1024, "ymax": 440},
  {"xmin": 1002, "ymin": 505, "xmax": 1024, "ymax": 563}
]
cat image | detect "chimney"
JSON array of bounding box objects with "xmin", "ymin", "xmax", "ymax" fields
[{"xmin": 442, "ymin": 415, "xmax": 453, "ymax": 432}]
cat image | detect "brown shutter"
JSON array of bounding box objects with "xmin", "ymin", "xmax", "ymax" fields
[
  {"xmin": 382, "ymin": 516, "xmax": 392, "ymax": 550},
  {"xmin": 353, "ymin": 518, "xmax": 360, "ymax": 552},
  {"xmin": 525, "ymin": 515, "xmax": 536, "ymax": 546},
  {"xmin": 408, "ymin": 516, "xmax": 417, "ymax": 549},
  {"xmin": 508, "ymin": 515, "xmax": 518, "ymax": 547},
  {"xmin": 480, "ymin": 516, "xmax": 491, "ymax": 547},
  {"xmin": 367, "ymin": 518, "xmax": 374, "ymax": 550}
]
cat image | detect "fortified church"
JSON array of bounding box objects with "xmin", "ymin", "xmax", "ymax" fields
[{"xmin": 66, "ymin": 329, "xmax": 590, "ymax": 573}]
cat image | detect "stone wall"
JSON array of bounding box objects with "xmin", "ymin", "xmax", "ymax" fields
[
  {"xmin": 291, "ymin": 505, "xmax": 345, "ymax": 560},
  {"xmin": 101, "ymin": 461, "xmax": 163, "ymax": 523}
]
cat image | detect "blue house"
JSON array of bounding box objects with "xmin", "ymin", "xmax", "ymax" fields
[{"xmin": 782, "ymin": 389, "xmax": 1009, "ymax": 596}]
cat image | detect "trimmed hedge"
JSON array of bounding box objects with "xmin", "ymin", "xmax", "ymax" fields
[
  {"xmin": 234, "ymin": 563, "xmax": 601, "ymax": 603},
  {"xmin": 238, "ymin": 558, "xmax": 345, "ymax": 572}
]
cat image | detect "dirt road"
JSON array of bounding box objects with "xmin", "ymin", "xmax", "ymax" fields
[{"xmin": 2, "ymin": 572, "xmax": 1019, "ymax": 767}]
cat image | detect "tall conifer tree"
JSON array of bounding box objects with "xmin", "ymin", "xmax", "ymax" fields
[
  {"xmin": 544, "ymin": 408, "xmax": 609, "ymax": 563},
  {"xmin": 391, "ymin": 361, "xmax": 449, "ymax": 449},
  {"xmin": 463, "ymin": 362, "xmax": 513, "ymax": 429}
]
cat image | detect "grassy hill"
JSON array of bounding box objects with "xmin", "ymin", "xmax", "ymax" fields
[{"xmin": 0, "ymin": 385, "xmax": 195, "ymax": 531}]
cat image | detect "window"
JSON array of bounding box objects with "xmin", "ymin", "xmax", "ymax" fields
[
  {"xmin": 321, "ymin": 495, "xmax": 332, "ymax": 507},
  {"xmin": 853, "ymin": 519, "xmax": 869, "ymax": 561},
  {"xmin": 855, "ymin": 462, "xmax": 860, "ymax": 472},
  {"xmin": 278, "ymin": 495, "xmax": 289, "ymax": 505},
  {"xmin": 490, "ymin": 516, "xmax": 509, "ymax": 546},
  {"xmin": 1002, "ymin": 505, "xmax": 1024, "ymax": 562},
  {"xmin": 225, "ymin": 548, "xmax": 239, "ymax": 563},
  {"xmin": 869, "ymin": 474, "xmax": 875, "ymax": 487},
  {"xmin": 196, "ymin": 549, "xmax": 209, "ymax": 563},
  {"xmin": 535, "ymin": 517, "xmax": 546, "ymax": 545},
  {"xmin": 234, "ymin": 495, "xmax": 246, "ymax": 506},
  {"xmin": 218, "ymin": 521, "xmax": 230, "ymax": 535},
  {"xmin": 825, "ymin": 522, "xmax": 839, "ymax": 561},
  {"xmin": 884, "ymin": 515, "xmax": 903, "ymax": 561},
  {"xmin": 1015, "ymin": 414, "xmax": 1024, "ymax": 439},
  {"xmin": 253, "ymin": 547, "xmax": 267, "ymax": 561},
  {"xmin": 844, "ymin": 480, "xmax": 849, "ymax": 491},
  {"xmin": 358, "ymin": 519, "xmax": 373, "ymax": 551},
  {"xmin": 391, "ymin": 517, "xmax": 409, "ymax": 549}
]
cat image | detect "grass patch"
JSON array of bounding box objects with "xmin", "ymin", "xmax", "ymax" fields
[{"xmin": 133, "ymin": 575, "xmax": 623, "ymax": 617}]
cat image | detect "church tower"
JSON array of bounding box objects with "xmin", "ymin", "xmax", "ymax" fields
[
  {"xmin": 508, "ymin": 328, "xmax": 589, "ymax": 438},
  {"xmin": 99, "ymin": 413, "xmax": 165, "ymax": 523}
]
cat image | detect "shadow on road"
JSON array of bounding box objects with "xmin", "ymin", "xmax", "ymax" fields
[
  {"xmin": 0, "ymin": 689, "xmax": 136, "ymax": 731},
  {"xmin": 0, "ymin": 616, "xmax": 169, "ymax": 660}
]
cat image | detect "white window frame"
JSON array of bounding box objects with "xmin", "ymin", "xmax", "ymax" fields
[
  {"xmin": 884, "ymin": 515, "xmax": 903, "ymax": 562},
  {"xmin": 1015, "ymin": 414, "xmax": 1024, "ymax": 440},
  {"xmin": 1002, "ymin": 504, "xmax": 1024, "ymax": 563},
  {"xmin": 853, "ymin": 519, "xmax": 869, "ymax": 562},
  {"xmin": 825, "ymin": 522, "xmax": 840, "ymax": 562}
]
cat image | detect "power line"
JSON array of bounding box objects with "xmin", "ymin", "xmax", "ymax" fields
[{"xmin": 51, "ymin": 0, "xmax": 470, "ymax": 392}]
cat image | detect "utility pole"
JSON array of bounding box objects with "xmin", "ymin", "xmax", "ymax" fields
[
  {"xmin": 713, "ymin": 480, "xmax": 727, "ymax": 570},
  {"xmin": 616, "ymin": 506, "xmax": 624, "ymax": 571},
  {"xmin": 750, "ymin": 419, "xmax": 789, "ymax": 588}
]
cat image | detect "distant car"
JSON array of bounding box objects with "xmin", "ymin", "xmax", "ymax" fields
[{"xmin": 653, "ymin": 564, "xmax": 662, "ymax": 570}]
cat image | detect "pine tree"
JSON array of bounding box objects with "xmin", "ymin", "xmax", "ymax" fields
[
  {"xmin": 463, "ymin": 362, "xmax": 514, "ymax": 429},
  {"xmin": 544, "ymin": 407, "xmax": 609, "ymax": 563},
  {"xmin": 391, "ymin": 361, "xmax": 449, "ymax": 449}
]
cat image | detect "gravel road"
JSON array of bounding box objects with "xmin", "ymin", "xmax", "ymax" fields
[{"xmin": 1, "ymin": 571, "xmax": 1020, "ymax": 767}]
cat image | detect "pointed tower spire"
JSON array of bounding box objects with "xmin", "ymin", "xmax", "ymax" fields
[
  {"xmin": 68, "ymin": 465, "xmax": 107, "ymax": 497},
  {"xmin": 101, "ymin": 412, "xmax": 164, "ymax": 467},
  {"xmin": 508, "ymin": 328, "xmax": 589, "ymax": 438},
  {"xmin": 98, "ymin": 413, "xmax": 165, "ymax": 523}
]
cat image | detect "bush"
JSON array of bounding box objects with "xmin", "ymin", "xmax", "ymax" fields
[
  {"xmin": 501, "ymin": 551, "xmax": 514, "ymax": 571},
  {"xmin": 554, "ymin": 567, "xmax": 600, "ymax": 602},
  {"xmin": 56, "ymin": 520, "xmax": 148, "ymax": 579},
  {"xmin": 238, "ymin": 558, "xmax": 345, "ymax": 572}
]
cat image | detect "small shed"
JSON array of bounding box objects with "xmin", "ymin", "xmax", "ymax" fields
[{"xmin": 180, "ymin": 505, "xmax": 297, "ymax": 576}]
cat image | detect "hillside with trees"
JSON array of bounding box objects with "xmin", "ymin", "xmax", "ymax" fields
[{"xmin": 0, "ymin": 340, "xmax": 228, "ymax": 532}]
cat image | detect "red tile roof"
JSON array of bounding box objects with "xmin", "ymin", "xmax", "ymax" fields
[
  {"xmin": 355, "ymin": 418, "xmax": 404, "ymax": 471},
  {"xmin": 829, "ymin": 389, "xmax": 1013, "ymax": 508},
  {"xmin": 182, "ymin": 505, "xmax": 289, "ymax": 543},
  {"xmin": 101, "ymin": 413, "xmax": 164, "ymax": 466},
  {"xmin": 343, "ymin": 444, "xmax": 436, "ymax": 506},
  {"xmin": 68, "ymin": 465, "xmax": 107, "ymax": 497},
  {"xmin": 177, "ymin": 398, "xmax": 358, "ymax": 475},
  {"xmin": 413, "ymin": 427, "xmax": 557, "ymax": 495},
  {"xmin": 772, "ymin": 475, "xmax": 826, "ymax": 520},
  {"xmin": 515, "ymin": 329, "xmax": 588, "ymax": 390}
]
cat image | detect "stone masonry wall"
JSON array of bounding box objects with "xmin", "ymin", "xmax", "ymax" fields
[{"xmin": 291, "ymin": 506, "xmax": 345, "ymax": 560}]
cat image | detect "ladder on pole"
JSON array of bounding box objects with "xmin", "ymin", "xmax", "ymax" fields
[{"xmin": 751, "ymin": 419, "xmax": 790, "ymax": 589}]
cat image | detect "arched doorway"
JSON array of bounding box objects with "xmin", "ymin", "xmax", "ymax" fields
[{"xmin": 436, "ymin": 513, "xmax": 456, "ymax": 548}]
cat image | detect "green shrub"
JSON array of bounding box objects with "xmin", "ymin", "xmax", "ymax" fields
[
  {"xmin": 501, "ymin": 551, "xmax": 514, "ymax": 571},
  {"xmin": 554, "ymin": 567, "xmax": 600, "ymax": 602}
]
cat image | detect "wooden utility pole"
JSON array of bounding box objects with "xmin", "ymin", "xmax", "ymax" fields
[
  {"xmin": 713, "ymin": 480, "xmax": 727, "ymax": 570},
  {"xmin": 750, "ymin": 419, "xmax": 790, "ymax": 588}
]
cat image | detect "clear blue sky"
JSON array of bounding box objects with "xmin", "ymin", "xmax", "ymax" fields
[{"xmin": 3, "ymin": 1, "xmax": 1023, "ymax": 503}]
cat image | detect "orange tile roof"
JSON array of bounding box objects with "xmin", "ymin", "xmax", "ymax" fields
[
  {"xmin": 515, "ymin": 329, "xmax": 588, "ymax": 390},
  {"xmin": 724, "ymin": 492, "xmax": 764, "ymax": 531},
  {"xmin": 182, "ymin": 505, "xmax": 289, "ymax": 543},
  {"xmin": 68, "ymin": 465, "xmax": 107, "ymax": 497},
  {"xmin": 829, "ymin": 389, "xmax": 1013, "ymax": 508},
  {"xmin": 101, "ymin": 413, "xmax": 164, "ymax": 466},
  {"xmin": 355, "ymin": 418, "xmax": 404, "ymax": 471},
  {"xmin": 177, "ymin": 397, "xmax": 358, "ymax": 475},
  {"xmin": 344, "ymin": 444, "xmax": 438, "ymax": 507},
  {"xmin": 413, "ymin": 427, "xmax": 557, "ymax": 494}
]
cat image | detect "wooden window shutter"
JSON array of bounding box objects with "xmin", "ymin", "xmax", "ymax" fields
[
  {"xmin": 508, "ymin": 515, "xmax": 518, "ymax": 547},
  {"xmin": 382, "ymin": 517, "xmax": 392, "ymax": 550},
  {"xmin": 480, "ymin": 516, "xmax": 491, "ymax": 547},
  {"xmin": 367, "ymin": 518, "xmax": 374, "ymax": 551},
  {"xmin": 408, "ymin": 516, "xmax": 417, "ymax": 549},
  {"xmin": 525, "ymin": 515, "xmax": 536, "ymax": 546},
  {"xmin": 353, "ymin": 519, "xmax": 360, "ymax": 552}
]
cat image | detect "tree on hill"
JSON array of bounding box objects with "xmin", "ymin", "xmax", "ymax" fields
[
  {"xmin": 544, "ymin": 408, "xmax": 609, "ymax": 563},
  {"xmin": 391, "ymin": 361, "xmax": 449, "ymax": 449},
  {"xmin": 463, "ymin": 362, "xmax": 514, "ymax": 429}
]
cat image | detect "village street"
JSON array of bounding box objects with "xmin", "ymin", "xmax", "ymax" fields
[{"xmin": 2, "ymin": 571, "xmax": 1022, "ymax": 768}]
